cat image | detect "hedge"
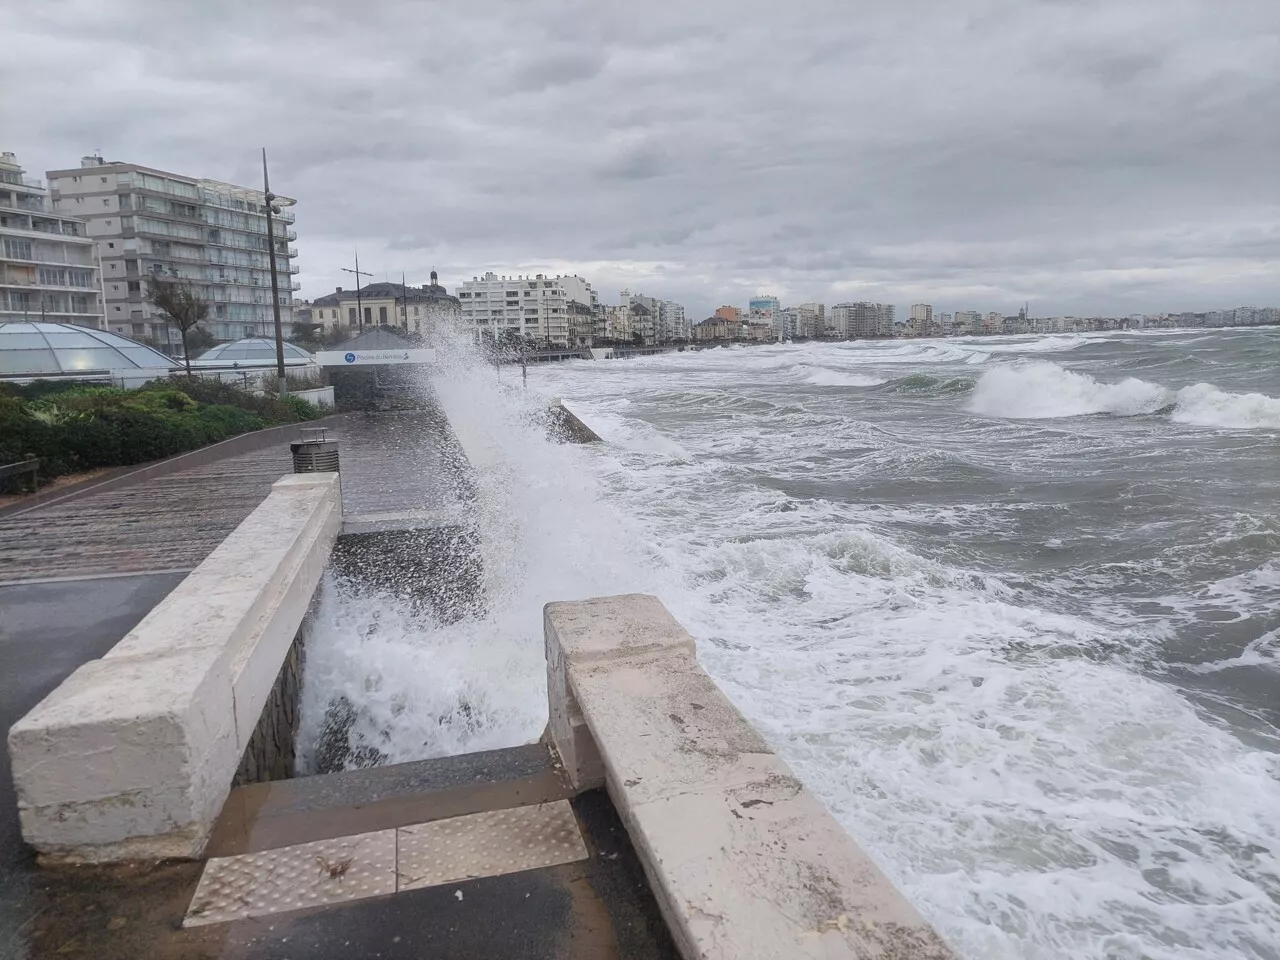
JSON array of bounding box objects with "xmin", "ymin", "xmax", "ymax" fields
[{"xmin": 0, "ymin": 377, "xmax": 320, "ymax": 492}]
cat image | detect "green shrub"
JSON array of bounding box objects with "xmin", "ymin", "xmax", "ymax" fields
[
  {"xmin": 124, "ymin": 388, "xmax": 198, "ymax": 414},
  {"xmin": 196, "ymin": 404, "xmax": 267, "ymax": 439},
  {"xmin": 58, "ymin": 414, "xmax": 123, "ymax": 470},
  {"xmin": 279, "ymin": 395, "xmax": 321, "ymax": 421},
  {"xmin": 1, "ymin": 374, "xmax": 322, "ymax": 491}
]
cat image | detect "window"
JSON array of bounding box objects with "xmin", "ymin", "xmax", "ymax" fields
[
  {"xmin": 105, "ymin": 220, "xmax": 113, "ymax": 226},
  {"xmin": 75, "ymin": 197, "xmax": 82, "ymax": 204},
  {"xmin": 126, "ymin": 281, "xmax": 140, "ymax": 293},
  {"xmin": 378, "ymin": 305, "xmax": 387, "ymax": 323},
  {"xmin": 111, "ymin": 284, "xmax": 119, "ymax": 291},
  {"xmin": 363, "ymin": 306, "xmax": 371, "ymax": 324},
  {"xmin": 108, "ymin": 242, "xmax": 115, "ymax": 249},
  {"xmin": 348, "ymin": 307, "xmax": 356, "ymax": 323},
  {"xmin": 100, "ymin": 176, "xmax": 108, "ymax": 183},
  {"xmin": 72, "ymin": 175, "xmax": 81, "ymax": 183},
  {"xmin": 413, "ymin": 306, "xmax": 420, "ymax": 316},
  {"xmin": 103, "ymin": 198, "xmax": 110, "ymax": 207}
]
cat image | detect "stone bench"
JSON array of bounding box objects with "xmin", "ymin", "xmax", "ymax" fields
[
  {"xmin": 8, "ymin": 473, "xmax": 341, "ymax": 864},
  {"xmin": 545, "ymin": 594, "xmax": 955, "ymax": 960}
]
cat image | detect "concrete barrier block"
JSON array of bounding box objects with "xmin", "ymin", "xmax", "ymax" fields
[
  {"xmin": 622, "ymin": 776, "xmax": 954, "ymax": 960},
  {"xmin": 7, "ymin": 473, "xmax": 341, "ymax": 862},
  {"xmin": 571, "ymin": 653, "xmax": 775, "ymax": 805},
  {"xmin": 543, "ymin": 593, "xmax": 956, "ymax": 960},
  {"xmin": 545, "ymin": 634, "xmax": 605, "ymax": 791},
  {"xmin": 229, "ymin": 502, "xmax": 338, "ymax": 753},
  {"xmin": 545, "ymin": 594, "xmax": 695, "ymax": 664},
  {"xmin": 8, "ymin": 648, "xmax": 238, "ymax": 859}
]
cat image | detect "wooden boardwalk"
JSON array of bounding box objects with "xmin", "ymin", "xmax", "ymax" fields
[{"xmin": 0, "ymin": 448, "xmax": 294, "ymax": 583}]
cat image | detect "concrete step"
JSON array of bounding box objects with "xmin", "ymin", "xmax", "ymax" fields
[{"xmin": 207, "ymin": 742, "xmax": 572, "ymax": 857}]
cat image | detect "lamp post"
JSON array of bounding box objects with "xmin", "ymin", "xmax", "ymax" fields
[{"xmin": 261, "ymin": 148, "xmax": 296, "ymax": 396}]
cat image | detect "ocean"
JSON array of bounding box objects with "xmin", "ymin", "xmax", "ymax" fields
[{"xmin": 301, "ymin": 327, "xmax": 1280, "ymax": 959}]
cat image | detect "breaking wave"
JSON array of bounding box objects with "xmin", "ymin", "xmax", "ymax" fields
[{"xmin": 970, "ymin": 361, "xmax": 1280, "ymax": 429}]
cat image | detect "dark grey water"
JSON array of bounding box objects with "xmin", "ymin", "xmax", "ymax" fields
[{"xmin": 533, "ymin": 328, "xmax": 1280, "ymax": 960}]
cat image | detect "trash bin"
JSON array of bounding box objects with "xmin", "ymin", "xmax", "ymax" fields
[{"xmin": 291, "ymin": 427, "xmax": 339, "ymax": 474}]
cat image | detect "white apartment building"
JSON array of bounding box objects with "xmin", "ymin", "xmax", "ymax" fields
[
  {"xmin": 599, "ymin": 303, "xmax": 634, "ymax": 342},
  {"xmin": 458, "ymin": 272, "xmax": 598, "ymax": 346},
  {"xmin": 1, "ymin": 152, "xmax": 105, "ymax": 329},
  {"xmin": 46, "ymin": 156, "xmax": 299, "ymax": 347},
  {"xmin": 620, "ymin": 290, "xmax": 657, "ymax": 343},
  {"xmin": 656, "ymin": 299, "xmax": 689, "ymax": 341},
  {"xmin": 910, "ymin": 303, "xmax": 933, "ymax": 323},
  {"xmin": 952, "ymin": 310, "xmax": 982, "ymax": 334},
  {"xmin": 831, "ymin": 302, "xmax": 894, "ymax": 338},
  {"xmin": 791, "ymin": 302, "xmax": 825, "ymax": 338}
]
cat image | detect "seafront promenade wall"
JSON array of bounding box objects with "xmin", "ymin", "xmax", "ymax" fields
[
  {"xmin": 8, "ymin": 473, "xmax": 340, "ymax": 863},
  {"xmin": 544, "ymin": 594, "xmax": 955, "ymax": 960}
]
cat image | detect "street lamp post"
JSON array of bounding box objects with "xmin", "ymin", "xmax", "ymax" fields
[{"xmin": 261, "ymin": 148, "xmax": 295, "ymax": 396}]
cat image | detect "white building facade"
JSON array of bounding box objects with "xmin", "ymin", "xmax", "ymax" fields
[
  {"xmin": 458, "ymin": 272, "xmax": 598, "ymax": 346},
  {"xmin": 46, "ymin": 156, "xmax": 299, "ymax": 347},
  {"xmin": 831, "ymin": 301, "xmax": 894, "ymax": 338},
  {"xmin": 1, "ymin": 152, "xmax": 105, "ymax": 329},
  {"xmin": 656, "ymin": 299, "xmax": 689, "ymax": 341}
]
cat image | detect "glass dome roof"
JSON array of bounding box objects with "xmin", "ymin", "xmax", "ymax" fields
[
  {"xmin": 0, "ymin": 321, "xmax": 175, "ymax": 377},
  {"xmin": 195, "ymin": 338, "xmax": 315, "ymax": 365}
]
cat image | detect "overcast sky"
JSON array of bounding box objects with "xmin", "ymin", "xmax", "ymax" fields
[{"xmin": 4, "ymin": 0, "xmax": 1279, "ymax": 319}]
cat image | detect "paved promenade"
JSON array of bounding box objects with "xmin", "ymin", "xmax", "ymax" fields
[{"xmin": 0, "ymin": 448, "xmax": 295, "ymax": 584}]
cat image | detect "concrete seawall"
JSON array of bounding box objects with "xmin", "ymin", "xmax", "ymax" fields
[
  {"xmin": 548, "ymin": 399, "xmax": 602, "ymax": 443},
  {"xmin": 7, "ymin": 473, "xmax": 341, "ymax": 863},
  {"xmin": 544, "ymin": 594, "xmax": 956, "ymax": 959}
]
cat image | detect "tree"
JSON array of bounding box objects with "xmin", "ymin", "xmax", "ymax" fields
[
  {"xmin": 186, "ymin": 325, "xmax": 216, "ymax": 354},
  {"xmin": 146, "ymin": 278, "xmax": 209, "ymax": 376}
]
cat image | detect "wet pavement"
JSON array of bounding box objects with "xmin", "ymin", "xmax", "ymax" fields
[
  {"xmin": 0, "ymin": 574, "xmax": 187, "ymax": 958},
  {"xmin": 0, "ymin": 448, "xmax": 295, "ymax": 583}
]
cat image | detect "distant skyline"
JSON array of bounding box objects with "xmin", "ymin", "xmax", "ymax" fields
[{"xmin": 5, "ymin": 0, "xmax": 1279, "ymax": 321}]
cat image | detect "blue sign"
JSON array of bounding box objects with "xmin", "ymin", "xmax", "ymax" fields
[{"xmin": 344, "ymin": 352, "xmax": 356, "ymax": 363}]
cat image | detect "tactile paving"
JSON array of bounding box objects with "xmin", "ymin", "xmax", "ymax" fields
[
  {"xmin": 184, "ymin": 829, "xmax": 396, "ymax": 926},
  {"xmin": 396, "ymin": 800, "xmax": 588, "ymax": 891}
]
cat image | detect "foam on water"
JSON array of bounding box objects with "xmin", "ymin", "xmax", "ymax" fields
[
  {"xmin": 297, "ymin": 335, "xmax": 664, "ymax": 769},
  {"xmin": 524, "ymin": 338, "xmax": 1280, "ymax": 960},
  {"xmin": 970, "ymin": 360, "xmax": 1280, "ymax": 429}
]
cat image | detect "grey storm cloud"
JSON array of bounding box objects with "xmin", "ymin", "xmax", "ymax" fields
[{"xmin": 3, "ymin": 0, "xmax": 1279, "ymax": 318}]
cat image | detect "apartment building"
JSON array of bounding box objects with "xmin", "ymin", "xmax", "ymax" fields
[
  {"xmin": 458, "ymin": 272, "xmax": 597, "ymax": 346},
  {"xmin": 46, "ymin": 156, "xmax": 299, "ymax": 347},
  {"xmin": 831, "ymin": 302, "xmax": 894, "ymax": 338},
  {"xmin": 656, "ymin": 299, "xmax": 689, "ymax": 341},
  {"xmin": 1, "ymin": 152, "xmax": 104, "ymax": 329},
  {"xmin": 793, "ymin": 302, "xmax": 825, "ymax": 338}
]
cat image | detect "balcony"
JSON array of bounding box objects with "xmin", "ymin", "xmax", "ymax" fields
[{"xmin": 281, "ymin": 229, "xmax": 297, "ymax": 241}]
